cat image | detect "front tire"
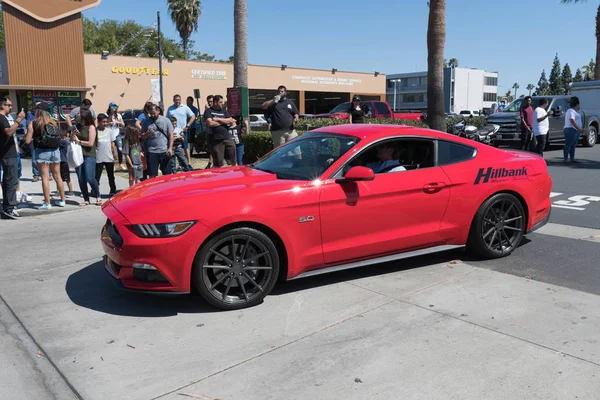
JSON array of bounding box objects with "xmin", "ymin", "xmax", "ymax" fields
[
  {"xmin": 583, "ymin": 126, "xmax": 597, "ymax": 147},
  {"xmin": 193, "ymin": 227, "xmax": 280, "ymax": 310},
  {"xmin": 467, "ymin": 193, "xmax": 526, "ymax": 259}
]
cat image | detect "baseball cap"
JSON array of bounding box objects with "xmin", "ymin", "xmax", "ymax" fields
[
  {"xmin": 352, "ymin": 95, "xmax": 361, "ymax": 102},
  {"xmin": 109, "ymin": 102, "xmax": 118, "ymax": 108}
]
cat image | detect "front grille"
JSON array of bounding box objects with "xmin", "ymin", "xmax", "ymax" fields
[{"xmin": 494, "ymin": 120, "xmax": 518, "ymax": 133}]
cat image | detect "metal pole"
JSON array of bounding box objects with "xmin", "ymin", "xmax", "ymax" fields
[
  {"xmin": 393, "ymin": 80, "xmax": 397, "ymax": 111},
  {"xmin": 157, "ymin": 11, "xmax": 164, "ymax": 111}
]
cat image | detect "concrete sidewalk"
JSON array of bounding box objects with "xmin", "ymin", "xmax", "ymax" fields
[
  {"xmin": 0, "ymin": 210, "xmax": 600, "ymax": 399},
  {"xmin": 3, "ymin": 157, "xmax": 129, "ymax": 218}
]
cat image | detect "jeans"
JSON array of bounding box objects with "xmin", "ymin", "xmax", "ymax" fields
[
  {"xmin": 95, "ymin": 162, "xmax": 117, "ymax": 194},
  {"xmin": 171, "ymin": 144, "xmax": 192, "ymax": 173},
  {"xmin": 1, "ymin": 157, "xmax": 18, "ymax": 212},
  {"xmin": 563, "ymin": 127, "xmax": 580, "ymax": 161},
  {"xmin": 147, "ymin": 152, "xmax": 172, "ymax": 177},
  {"xmin": 75, "ymin": 156, "xmax": 100, "ymax": 202},
  {"xmin": 188, "ymin": 127, "xmax": 197, "ymax": 154},
  {"xmin": 115, "ymin": 135, "xmax": 123, "ymax": 165},
  {"xmin": 30, "ymin": 143, "xmax": 39, "ymax": 178},
  {"xmin": 534, "ymin": 134, "xmax": 547, "ymax": 157},
  {"xmin": 236, "ymin": 144, "xmax": 244, "ymax": 165}
]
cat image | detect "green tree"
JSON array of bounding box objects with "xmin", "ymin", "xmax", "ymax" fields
[
  {"xmin": 574, "ymin": 68, "xmax": 584, "ymax": 82},
  {"xmin": 0, "ymin": 12, "xmax": 5, "ymax": 50},
  {"xmin": 549, "ymin": 53, "xmax": 564, "ymax": 95},
  {"xmin": 426, "ymin": 0, "xmax": 446, "ymax": 132},
  {"xmin": 582, "ymin": 58, "xmax": 596, "ymax": 80},
  {"xmin": 561, "ymin": 1, "xmax": 600, "ymax": 79},
  {"xmin": 534, "ymin": 70, "xmax": 550, "ymax": 96},
  {"xmin": 167, "ymin": 0, "xmax": 201, "ymax": 59},
  {"xmin": 448, "ymin": 58, "xmax": 458, "ymax": 68},
  {"xmin": 562, "ymin": 63, "xmax": 573, "ymax": 93},
  {"xmin": 512, "ymin": 82, "xmax": 519, "ymax": 98},
  {"xmin": 526, "ymin": 84, "xmax": 534, "ymax": 96}
]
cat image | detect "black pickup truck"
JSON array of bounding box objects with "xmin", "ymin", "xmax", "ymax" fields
[{"xmin": 484, "ymin": 95, "xmax": 599, "ymax": 149}]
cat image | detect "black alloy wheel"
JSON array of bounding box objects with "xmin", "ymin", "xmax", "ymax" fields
[
  {"xmin": 467, "ymin": 193, "xmax": 526, "ymax": 259},
  {"xmin": 193, "ymin": 227, "xmax": 280, "ymax": 310}
]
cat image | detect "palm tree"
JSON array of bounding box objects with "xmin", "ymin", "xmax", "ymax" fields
[
  {"xmin": 448, "ymin": 58, "xmax": 459, "ymax": 68},
  {"xmin": 561, "ymin": 1, "xmax": 600, "ymax": 79},
  {"xmin": 167, "ymin": 0, "xmax": 201, "ymax": 59},
  {"xmin": 505, "ymin": 90, "xmax": 512, "ymax": 102},
  {"xmin": 233, "ymin": 0, "xmax": 248, "ymax": 88},
  {"xmin": 512, "ymin": 82, "xmax": 519, "ymax": 99},
  {"xmin": 526, "ymin": 84, "xmax": 534, "ymax": 96},
  {"xmin": 426, "ymin": 0, "xmax": 446, "ymax": 132}
]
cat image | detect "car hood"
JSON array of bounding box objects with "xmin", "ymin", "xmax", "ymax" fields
[
  {"xmin": 486, "ymin": 112, "xmax": 519, "ymax": 120},
  {"xmin": 107, "ymin": 166, "xmax": 282, "ymax": 222}
]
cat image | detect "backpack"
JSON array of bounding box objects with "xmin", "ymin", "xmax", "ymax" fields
[{"xmin": 40, "ymin": 124, "xmax": 61, "ymax": 149}]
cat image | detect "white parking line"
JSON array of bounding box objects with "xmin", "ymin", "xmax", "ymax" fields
[
  {"xmin": 549, "ymin": 192, "xmax": 600, "ymax": 211},
  {"xmin": 552, "ymin": 205, "xmax": 586, "ymax": 211}
]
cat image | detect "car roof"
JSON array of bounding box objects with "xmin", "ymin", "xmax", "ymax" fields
[{"xmin": 309, "ymin": 123, "xmax": 458, "ymax": 142}]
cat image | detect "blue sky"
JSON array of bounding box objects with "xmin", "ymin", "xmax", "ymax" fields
[{"xmin": 84, "ymin": 0, "xmax": 598, "ymax": 97}]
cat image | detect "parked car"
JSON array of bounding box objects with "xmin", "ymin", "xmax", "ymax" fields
[
  {"xmin": 118, "ymin": 109, "xmax": 144, "ymax": 135},
  {"xmin": 249, "ymin": 114, "xmax": 269, "ymax": 129},
  {"xmin": 484, "ymin": 95, "xmax": 598, "ymax": 148},
  {"xmin": 311, "ymin": 100, "xmax": 423, "ymax": 121},
  {"xmin": 101, "ymin": 123, "xmax": 552, "ymax": 310}
]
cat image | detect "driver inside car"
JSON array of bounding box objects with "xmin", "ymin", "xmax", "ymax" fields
[{"xmin": 364, "ymin": 143, "xmax": 406, "ymax": 173}]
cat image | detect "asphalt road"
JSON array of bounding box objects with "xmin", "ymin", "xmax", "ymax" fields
[{"xmin": 541, "ymin": 143, "xmax": 600, "ymax": 229}]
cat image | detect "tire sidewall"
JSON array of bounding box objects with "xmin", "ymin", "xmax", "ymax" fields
[
  {"xmin": 468, "ymin": 193, "xmax": 525, "ymax": 259},
  {"xmin": 585, "ymin": 126, "xmax": 597, "ymax": 147},
  {"xmin": 193, "ymin": 227, "xmax": 280, "ymax": 310}
]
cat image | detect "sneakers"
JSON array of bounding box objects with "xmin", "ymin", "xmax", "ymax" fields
[
  {"xmin": 66, "ymin": 191, "xmax": 75, "ymax": 197},
  {"xmin": 37, "ymin": 203, "xmax": 52, "ymax": 210},
  {"xmin": 1, "ymin": 209, "xmax": 22, "ymax": 219},
  {"xmin": 56, "ymin": 200, "xmax": 66, "ymax": 208}
]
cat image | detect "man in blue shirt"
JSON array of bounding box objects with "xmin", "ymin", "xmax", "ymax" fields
[{"xmin": 166, "ymin": 95, "xmax": 195, "ymax": 164}]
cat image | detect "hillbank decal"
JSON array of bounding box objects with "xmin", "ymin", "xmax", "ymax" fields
[
  {"xmin": 292, "ymin": 75, "xmax": 362, "ymax": 86},
  {"xmin": 192, "ymin": 69, "xmax": 227, "ymax": 80},
  {"xmin": 474, "ymin": 166, "xmax": 528, "ymax": 184}
]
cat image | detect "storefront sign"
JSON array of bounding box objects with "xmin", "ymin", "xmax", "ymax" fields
[
  {"xmin": 227, "ymin": 88, "xmax": 241, "ymax": 116},
  {"xmin": 33, "ymin": 91, "xmax": 56, "ymax": 98},
  {"xmin": 191, "ymin": 69, "xmax": 226, "ymax": 80},
  {"xmin": 58, "ymin": 92, "xmax": 79, "ymax": 98},
  {"xmin": 291, "ymin": 75, "xmax": 362, "ymax": 87},
  {"xmin": 111, "ymin": 66, "xmax": 169, "ymax": 76}
]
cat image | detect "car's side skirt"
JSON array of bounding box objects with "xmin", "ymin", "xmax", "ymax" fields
[{"xmin": 290, "ymin": 244, "xmax": 465, "ymax": 280}]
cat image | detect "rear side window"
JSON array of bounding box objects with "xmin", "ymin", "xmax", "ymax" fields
[
  {"xmin": 437, "ymin": 140, "xmax": 476, "ymax": 165},
  {"xmin": 374, "ymin": 102, "xmax": 391, "ymax": 117}
]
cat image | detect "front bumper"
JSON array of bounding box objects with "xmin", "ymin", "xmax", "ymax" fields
[{"xmin": 100, "ymin": 201, "xmax": 212, "ymax": 293}]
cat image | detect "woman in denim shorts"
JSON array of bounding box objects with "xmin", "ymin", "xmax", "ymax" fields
[{"xmin": 24, "ymin": 104, "xmax": 66, "ymax": 209}]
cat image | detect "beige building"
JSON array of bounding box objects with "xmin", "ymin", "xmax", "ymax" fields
[{"xmin": 85, "ymin": 54, "xmax": 386, "ymax": 115}]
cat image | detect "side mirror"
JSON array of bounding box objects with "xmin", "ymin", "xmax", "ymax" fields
[{"xmin": 335, "ymin": 166, "xmax": 375, "ymax": 184}]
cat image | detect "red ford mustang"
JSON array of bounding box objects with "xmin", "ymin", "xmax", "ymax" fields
[{"xmin": 101, "ymin": 124, "xmax": 552, "ymax": 310}]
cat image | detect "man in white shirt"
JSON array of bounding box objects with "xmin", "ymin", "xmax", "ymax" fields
[{"xmin": 533, "ymin": 97, "xmax": 553, "ymax": 156}]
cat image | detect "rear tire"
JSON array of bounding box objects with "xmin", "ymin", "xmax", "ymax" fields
[
  {"xmin": 583, "ymin": 126, "xmax": 597, "ymax": 147},
  {"xmin": 466, "ymin": 193, "xmax": 526, "ymax": 259},
  {"xmin": 193, "ymin": 227, "xmax": 280, "ymax": 310}
]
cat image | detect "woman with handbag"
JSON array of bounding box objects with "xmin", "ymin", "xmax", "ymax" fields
[
  {"xmin": 71, "ymin": 109, "xmax": 102, "ymax": 206},
  {"xmin": 24, "ymin": 103, "xmax": 65, "ymax": 210}
]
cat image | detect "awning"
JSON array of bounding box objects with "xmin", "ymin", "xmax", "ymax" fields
[{"xmin": 0, "ymin": 85, "xmax": 91, "ymax": 92}]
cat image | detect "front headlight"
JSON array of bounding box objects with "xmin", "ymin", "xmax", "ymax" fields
[{"xmin": 131, "ymin": 221, "xmax": 196, "ymax": 238}]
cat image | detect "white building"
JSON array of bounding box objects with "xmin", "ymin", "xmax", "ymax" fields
[{"xmin": 386, "ymin": 67, "xmax": 499, "ymax": 114}]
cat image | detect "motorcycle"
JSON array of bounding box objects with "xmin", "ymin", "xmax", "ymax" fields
[{"xmin": 452, "ymin": 119, "xmax": 500, "ymax": 145}]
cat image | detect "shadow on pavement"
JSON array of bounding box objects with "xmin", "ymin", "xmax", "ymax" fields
[
  {"xmin": 545, "ymin": 158, "xmax": 600, "ymax": 170},
  {"xmin": 66, "ymin": 260, "xmax": 219, "ymax": 317},
  {"xmin": 67, "ymin": 238, "xmax": 534, "ymax": 315}
]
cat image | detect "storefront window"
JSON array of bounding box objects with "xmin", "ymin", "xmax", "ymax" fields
[
  {"xmin": 304, "ymin": 92, "xmax": 350, "ymax": 114},
  {"xmin": 249, "ymin": 89, "xmax": 299, "ymax": 115}
]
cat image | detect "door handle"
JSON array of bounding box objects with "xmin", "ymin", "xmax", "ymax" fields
[{"xmin": 423, "ymin": 182, "xmax": 446, "ymax": 193}]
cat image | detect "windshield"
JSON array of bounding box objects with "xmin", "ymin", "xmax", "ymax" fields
[
  {"xmin": 502, "ymin": 97, "xmax": 549, "ymax": 112},
  {"xmin": 250, "ymin": 133, "xmax": 361, "ymax": 181},
  {"xmin": 330, "ymin": 102, "xmax": 352, "ymax": 113}
]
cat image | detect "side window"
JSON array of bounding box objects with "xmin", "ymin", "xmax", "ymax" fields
[
  {"xmin": 552, "ymin": 98, "xmax": 569, "ymax": 113},
  {"xmin": 344, "ymin": 138, "xmax": 435, "ymax": 175},
  {"xmin": 437, "ymin": 140, "xmax": 476, "ymax": 165},
  {"xmin": 374, "ymin": 102, "xmax": 391, "ymax": 117}
]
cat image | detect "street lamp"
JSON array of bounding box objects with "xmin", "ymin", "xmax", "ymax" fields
[{"xmin": 391, "ymin": 79, "xmax": 401, "ymax": 112}]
